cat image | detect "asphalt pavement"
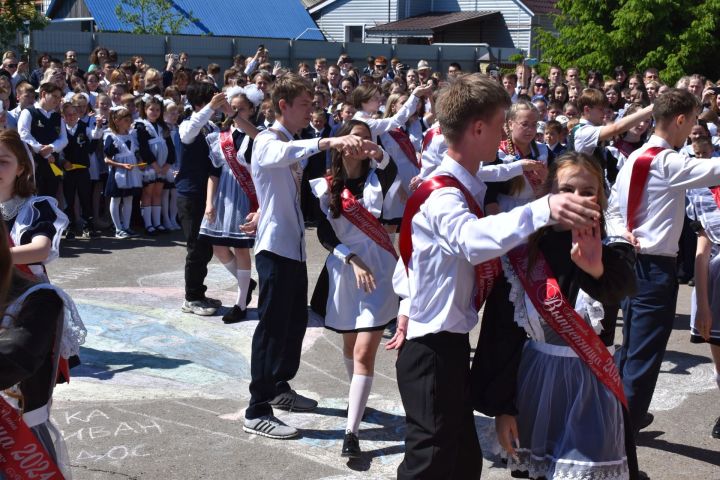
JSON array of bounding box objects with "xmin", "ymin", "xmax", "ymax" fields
[{"xmin": 45, "ymin": 228, "xmax": 719, "ymax": 480}]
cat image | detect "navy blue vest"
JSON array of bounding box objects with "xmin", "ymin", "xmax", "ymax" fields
[
  {"xmin": 27, "ymin": 107, "xmax": 62, "ymax": 146},
  {"xmin": 175, "ymin": 122, "xmax": 221, "ymax": 199}
]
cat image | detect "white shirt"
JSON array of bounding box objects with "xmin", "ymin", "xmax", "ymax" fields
[
  {"xmin": 395, "ymin": 154, "xmax": 554, "ymax": 340},
  {"xmin": 18, "ymin": 103, "xmax": 68, "ymax": 155},
  {"xmin": 251, "ymin": 121, "xmax": 321, "ymax": 261},
  {"xmin": 606, "ymin": 135, "xmax": 720, "ymax": 256},
  {"xmin": 353, "ymin": 94, "xmax": 420, "ymax": 142},
  {"xmin": 419, "ymin": 123, "xmax": 446, "ymax": 179},
  {"xmin": 179, "ymin": 104, "xmax": 217, "ymax": 144},
  {"xmin": 573, "ymin": 119, "xmax": 601, "ymax": 155}
]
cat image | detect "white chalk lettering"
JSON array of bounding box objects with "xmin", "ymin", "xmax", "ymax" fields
[
  {"xmin": 114, "ymin": 422, "xmax": 138, "ymax": 437},
  {"xmin": 88, "ymin": 426, "xmax": 111, "ymax": 440},
  {"xmin": 135, "ymin": 420, "xmax": 162, "ymax": 435}
]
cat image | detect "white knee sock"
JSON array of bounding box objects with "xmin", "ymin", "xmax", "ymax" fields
[
  {"xmin": 141, "ymin": 205, "xmax": 152, "ymax": 228},
  {"xmin": 343, "ymin": 356, "xmax": 354, "ymax": 381},
  {"xmin": 161, "ymin": 189, "xmax": 171, "ymax": 227},
  {"xmin": 109, "ymin": 197, "xmax": 123, "ymax": 231},
  {"xmin": 236, "ymin": 269, "xmax": 251, "ymax": 308},
  {"xmin": 346, "ymin": 374, "xmax": 373, "ymax": 435},
  {"xmin": 151, "ymin": 205, "xmax": 162, "ymax": 227},
  {"xmin": 121, "ymin": 196, "xmax": 133, "ymax": 229}
]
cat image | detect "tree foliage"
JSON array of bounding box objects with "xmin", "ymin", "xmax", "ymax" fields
[
  {"xmin": 115, "ymin": 0, "xmax": 198, "ymax": 35},
  {"xmin": 536, "ymin": 0, "xmax": 720, "ymax": 84},
  {"xmin": 0, "ymin": 0, "xmax": 49, "ymax": 50}
]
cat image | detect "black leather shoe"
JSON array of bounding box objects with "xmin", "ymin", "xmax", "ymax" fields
[
  {"xmin": 639, "ymin": 412, "xmax": 654, "ymax": 431},
  {"xmin": 341, "ymin": 432, "xmax": 361, "ymax": 458},
  {"xmin": 712, "ymin": 416, "xmax": 720, "ymax": 439},
  {"xmin": 246, "ymin": 279, "xmax": 257, "ymax": 306},
  {"xmin": 222, "ymin": 305, "xmax": 248, "ymax": 324}
]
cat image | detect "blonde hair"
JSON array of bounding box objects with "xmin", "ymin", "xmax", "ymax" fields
[{"xmin": 383, "ymin": 93, "xmax": 408, "ymax": 119}]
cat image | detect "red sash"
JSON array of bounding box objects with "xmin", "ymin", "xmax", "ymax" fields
[
  {"xmin": 626, "ymin": 146, "xmax": 666, "ymax": 231},
  {"xmin": 219, "ymin": 131, "xmax": 258, "ymax": 212},
  {"xmin": 399, "ymin": 175, "xmax": 501, "ymax": 311},
  {"xmin": 338, "ymin": 185, "xmax": 398, "ymax": 260},
  {"xmin": 614, "ymin": 139, "xmax": 639, "ymax": 159},
  {"xmin": 421, "ymin": 126, "xmax": 441, "ymax": 153},
  {"xmin": 6, "ymin": 235, "xmax": 70, "ymax": 385},
  {"xmin": 387, "ymin": 129, "xmax": 420, "ymax": 169},
  {"xmin": 0, "ymin": 396, "xmax": 65, "ymax": 479},
  {"xmin": 507, "ymin": 245, "xmax": 628, "ymax": 408}
]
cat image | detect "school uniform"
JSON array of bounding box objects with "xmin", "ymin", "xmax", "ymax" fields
[
  {"xmin": 17, "ymin": 104, "xmax": 68, "ymax": 197},
  {"xmin": 379, "ymin": 127, "xmax": 420, "ymax": 221},
  {"xmin": 606, "ymin": 134, "xmax": 720, "ymax": 432},
  {"xmin": 300, "ymin": 124, "xmax": 332, "ymax": 224},
  {"xmin": 394, "ymin": 154, "xmax": 555, "ymax": 479},
  {"xmin": 176, "ymin": 105, "xmax": 222, "ymax": 302},
  {"xmin": 312, "ymin": 160, "xmax": 399, "ymax": 332},
  {"xmin": 103, "ymin": 133, "xmax": 143, "ymax": 198},
  {"xmin": 199, "ymin": 128, "xmax": 255, "ymax": 248},
  {"xmin": 687, "ymin": 187, "xmax": 720, "ymax": 345},
  {"xmin": 246, "ymin": 121, "xmax": 322, "ymax": 421},
  {"xmin": 62, "ymin": 119, "xmax": 102, "ymax": 229},
  {"xmin": 352, "ymin": 94, "xmax": 420, "ymax": 143},
  {"xmin": 135, "ymin": 119, "xmax": 176, "ymax": 184},
  {"xmin": 570, "ymin": 119, "xmax": 620, "ymax": 185}
]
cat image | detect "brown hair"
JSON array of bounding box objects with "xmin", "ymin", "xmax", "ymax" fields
[
  {"xmin": 504, "ymin": 100, "xmax": 540, "ymax": 195},
  {"xmin": 349, "ymin": 84, "xmax": 381, "ymax": 109},
  {"xmin": 653, "ymin": 88, "xmax": 700, "ymax": 126},
  {"xmin": 109, "ymin": 107, "xmax": 132, "ymax": 133},
  {"xmin": 0, "ymin": 221, "xmax": 11, "ymax": 306},
  {"xmin": 270, "ymin": 73, "xmax": 314, "ymax": 115},
  {"xmin": 0, "ymin": 130, "xmax": 36, "ymax": 198},
  {"xmin": 577, "ymin": 88, "xmax": 609, "ymax": 113},
  {"xmin": 437, "ymin": 73, "xmax": 511, "ymax": 145},
  {"xmin": 328, "ymin": 120, "xmax": 372, "ymax": 218}
]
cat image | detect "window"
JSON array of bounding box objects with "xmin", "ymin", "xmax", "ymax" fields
[{"xmin": 345, "ymin": 25, "xmax": 364, "ymax": 43}]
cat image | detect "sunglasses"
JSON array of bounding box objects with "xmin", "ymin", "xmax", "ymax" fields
[
  {"xmin": 534, "ymin": 83, "xmax": 548, "ymax": 88},
  {"xmin": 6, "ymin": 64, "xmax": 17, "ymax": 69},
  {"xmin": 375, "ymin": 64, "xmax": 387, "ymax": 69}
]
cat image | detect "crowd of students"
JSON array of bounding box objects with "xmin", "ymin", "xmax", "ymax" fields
[{"xmin": 1, "ymin": 44, "xmax": 720, "ymax": 480}]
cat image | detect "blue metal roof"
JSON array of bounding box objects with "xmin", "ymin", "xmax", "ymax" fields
[{"xmin": 48, "ymin": 0, "xmax": 324, "ymax": 40}]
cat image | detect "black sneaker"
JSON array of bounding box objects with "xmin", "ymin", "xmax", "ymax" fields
[
  {"xmin": 204, "ymin": 296, "xmax": 222, "ymax": 308},
  {"xmin": 246, "ymin": 279, "xmax": 257, "ymax": 305},
  {"xmin": 269, "ymin": 389, "xmax": 318, "ymax": 412},
  {"xmin": 713, "ymin": 416, "xmax": 720, "ymax": 439},
  {"xmin": 341, "ymin": 431, "xmax": 361, "ymax": 458},
  {"xmin": 222, "ymin": 305, "xmax": 248, "ymax": 324},
  {"xmin": 65, "ymin": 230, "xmax": 76, "ymax": 240}
]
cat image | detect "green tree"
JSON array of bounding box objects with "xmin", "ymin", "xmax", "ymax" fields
[
  {"xmin": 115, "ymin": 0, "xmax": 199, "ymax": 35},
  {"xmin": 0, "ymin": 0, "xmax": 49, "ymax": 50},
  {"xmin": 536, "ymin": 0, "xmax": 720, "ymax": 84}
]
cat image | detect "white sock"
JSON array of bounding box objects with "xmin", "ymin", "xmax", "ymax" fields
[
  {"xmin": 161, "ymin": 189, "xmax": 171, "ymax": 227},
  {"xmin": 151, "ymin": 205, "xmax": 162, "ymax": 227},
  {"xmin": 141, "ymin": 205, "xmax": 152, "ymax": 228},
  {"xmin": 109, "ymin": 197, "xmax": 123, "ymax": 231},
  {"xmin": 343, "ymin": 356, "xmax": 354, "ymax": 381},
  {"xmin": 346, "ymin": 374, "xmax": 373, "ymax": 435},
  {"xmin": 169, "ymin": 189, "xmax": 178, "ymax": 225},
  {"xmin": 121, "ymin": 196, "xmax": 133, "ymax": 229},
  {"xmin": 236, "ymin": 269, "xmax": 251, "ymax": 308}
]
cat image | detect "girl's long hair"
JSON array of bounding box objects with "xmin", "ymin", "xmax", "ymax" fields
[
  {"xmin": 527, "ymin": 151, "xmax": 607, "ymax": 268},
  {"xmin": 0, "ymin": 130, "xmax": 36, "ymax": 198},
  {"xmin": 328, "ymin": 120, "xmax": 372, "ymax": 218}
]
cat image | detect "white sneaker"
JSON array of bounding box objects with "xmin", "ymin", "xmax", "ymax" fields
[
  {"xmin": 243, "ymin": 415, "xmax": 298, "ymax": 439},
  {"xmin": 181, "ymin": 299, "xmax": 217, "ymax": 316}
]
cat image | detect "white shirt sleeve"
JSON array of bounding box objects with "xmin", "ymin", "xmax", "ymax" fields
[
  {"xmin": 663, "ymin": 152, "xmax": 720, "ymax": 191},
  {"xmin": 18, "ymin": 109, "xmax": 41, "ymax": 152},
  {"xmin": 364, "ymin": 95, "xmax": 420, "ymax": 138},
  {"xmin": 604, "ymin": 183, "xmax": 627, "ymax": 242},
  {"xmin": 253, "ymin": 131, "xmax": 321, "ymax": 168},
  {"xmin": 423, "ymin": 188, "xmax": 554, "ymax": 266},
  {"xmin": 573, "ymin": 124, "xmax": 601, "ymax": 155},
  {"xmin": 179, "ymin": 105, "xmax": 214, "ymax": 144},
  {"xmin": 477, "ymin": 161, "xmax": 524, "ymax": 182},
  {"xmin": 392, "ymin": 259, "xmax": 411, "ymax": 317},
  {"xmin": 51, "ymin": 119, "xmax": 68, "ymax": 154}
]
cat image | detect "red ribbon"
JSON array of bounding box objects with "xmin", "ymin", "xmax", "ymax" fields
[
  {"xmin": 507, "ymin": 244, "xmax": 628, "ymax": 408},
  {"xmin": 387, "ymin": 129, "xmax": 420, "ymax": 169},
  {"xmin": 219, "ymin": 131, "xmax": 259, "ymax": 212},
  {"xmin": 0, "ymin": 396, "xmax": 65, "ymax": 479},
  {"xmin": 709, "ymin": 186, "xmax": 720, "ymax": 211},
  {"xmin": 421, "ymin": 126, "xmax": 441, "ymax": 153},
  {"xmin": 399, "ymin": 175, "xmax": 500, "ymax": 311},
  {"xmin": 626, "ymin": 146, "xmax": 666, "ymax": 231},
  {"xmin": 339, "ymin": 187, "xmax": 398, "ymax": 260}
]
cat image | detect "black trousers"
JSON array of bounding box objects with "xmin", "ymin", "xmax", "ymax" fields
[
  {"xmin": 63, "ymin": 168, "xmax": 93, "ymax": 226},
  {"xmin": 177, "ymin": 195, "xmax": 213, "ymax": 301},
  {"xmin": 396, "ymin": 331, "xmax": 482, "ymax": 480},
  {"xmin": 246, "ymin": 251, "xmax": 308, "ymax": 419},
  {"xmin": 34, "ymin": 156, "xmax": 60, "ymax": 198}
]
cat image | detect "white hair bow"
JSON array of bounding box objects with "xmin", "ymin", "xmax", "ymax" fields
[{"xmin": 141, "ymin": 93, "xmax": 163, "ymax": 103}]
